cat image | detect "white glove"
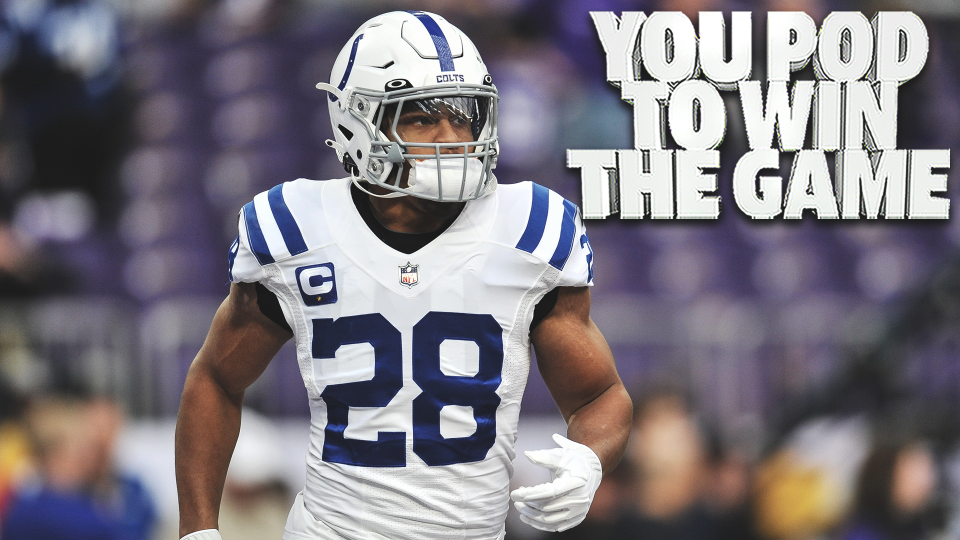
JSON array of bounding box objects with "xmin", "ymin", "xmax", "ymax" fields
[
  {"xmin": 510, "ymin": 434, "xmax": 603, "ymax": 532},
  {"xmin": 181, "ymin": 530, "xmax": 222, "ymax": 540}
]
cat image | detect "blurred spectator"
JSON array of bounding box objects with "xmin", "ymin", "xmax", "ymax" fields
[
  {"xmin": 614, "ymin": 388, "xmax": 718, "ymax": 540},
  {"xmin": 0, "ymin": 0, "xmax": 130, "ymax": 298},
  {"xmin": 0, "ymin": 0, "xmax": 128, "ymax": 238},
  {"xmin": 156, "ymin": 408, "xmax": 292, "ymax": 540},
  {"xmin": 754, "ymin": 417, "xmax": 870, "ymax": 540},
  {"xmin": 0, "ymin": 375, "xmax": 30, "ymax": 524},
  {"xmin": 0, "ymin": 223, "xmax": 44, "ymax": 296},
  {"xmin": 217, "ymin": 413, "xmax": 292, "ymax": 540},
  {"xmin": 755, "ymin": 450, "xmax": 839, "ymax": 540},
  {"xmin": 1, "ymin": 393, "xmax": 156, "ymax": 540},
  {"xmin": 702, "ymin": 431, "xmax": 760, "ymax": 540},
  {"xmin": 837, "ymin": 441, "xmax": 942, "ymax": 540}
]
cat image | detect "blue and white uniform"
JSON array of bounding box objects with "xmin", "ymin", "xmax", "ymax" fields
[{"xmin": 229, "ymin": 177, "xmax": 593, "ymax": 540}]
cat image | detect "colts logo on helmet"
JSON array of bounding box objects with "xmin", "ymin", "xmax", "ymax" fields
[
  {"xmin": 296, "ymin": 263, "xmax": 338, "ymax": 306},
  {"xmin": 399, "ymin": 262, "xmax": 419, "ymax": 288}
]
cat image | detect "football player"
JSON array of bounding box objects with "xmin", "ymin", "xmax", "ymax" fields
[{"xmin": 176, "ymin": 11, "xmax": 632, "ymax": 540}]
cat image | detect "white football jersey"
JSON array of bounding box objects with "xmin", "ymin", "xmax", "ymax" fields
[{"xmin": 228, "ymin": 177, "xmax": 593, "ymax": 540}]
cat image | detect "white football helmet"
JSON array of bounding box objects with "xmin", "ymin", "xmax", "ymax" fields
[{"xmin": 317, "ymin": 11, "xmax": 499, "ymax": 202}]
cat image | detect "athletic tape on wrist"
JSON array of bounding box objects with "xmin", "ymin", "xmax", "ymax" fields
[{"xmin": 180, "ymin": 529, "xmax": 222, "ymax": 540}]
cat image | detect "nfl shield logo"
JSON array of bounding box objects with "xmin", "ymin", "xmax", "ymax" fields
[{"xmin": 399, "ymin": 262, "xmax": 419, "ymax": 288}]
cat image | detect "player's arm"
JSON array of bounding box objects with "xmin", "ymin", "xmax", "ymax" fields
[
  {"xmin": 511, "ymin": 286, "xmax": 631, "ymax": 533},
  {"xmin": 175, "ymin": 282, "xmax": 292, "ymax": 538},
  {"xmin": 531, "ymin": 285, "xmax": 632, "ymax": 472}
]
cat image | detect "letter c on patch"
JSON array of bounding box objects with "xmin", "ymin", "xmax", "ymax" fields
[{"xmin": 295, "ymin": 263, "xmax": 338, "ymax": 306}]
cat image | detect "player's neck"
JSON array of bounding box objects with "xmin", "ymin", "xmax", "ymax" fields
[{"xmin": 367, "ymin": 194, "xmax": 464, "ymax": 233}]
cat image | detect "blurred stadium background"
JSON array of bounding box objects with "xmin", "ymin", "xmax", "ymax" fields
[{"xmin": 0, "ymin": 0, "xmax": 958, "ymax": 539}]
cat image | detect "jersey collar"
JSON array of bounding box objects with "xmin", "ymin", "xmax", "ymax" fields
[{"xmin": 322, "ymin": 177, "xmax": 498, "ymax": 296}]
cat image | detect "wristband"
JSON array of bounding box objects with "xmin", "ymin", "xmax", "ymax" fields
[{"xmin": 181, "ymin": 530, "xmax": 222, "ymax": 540}]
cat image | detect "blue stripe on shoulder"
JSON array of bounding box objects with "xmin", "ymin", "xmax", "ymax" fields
[
  {"xmin": 549, "ymin": 200, "xmax": 579, "ymax": 270},
  {"xmin": 268, "ymin": 184, "xmax": 308, "ymax": 256},
  {"xmin": 243, "ymin": 201, "xmax": 275, "ymax": 265},
  {"xmin": 227, "ymin": 236, "xmax": 239, "ymax": 282},
  {"xmin": 408, "ymin": 11, "xmax": 455, "ymax": 72},
  {"xmin": 515, "ymin": 183, "xmax": 550, "ymax": 254}
]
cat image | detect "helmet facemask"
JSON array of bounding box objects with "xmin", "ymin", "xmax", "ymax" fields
[{"xmin": 350, "ymin": 83, "xmax": 499, "ymax": 202}]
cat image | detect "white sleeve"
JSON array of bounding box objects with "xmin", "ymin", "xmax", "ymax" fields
[
  {"xmin": 557, "ymin": 208, "xmax": 594, "ymax": 288},
  {"xmin": 228, "ymin": 210, "xmax": 265, "ymax": 283}
]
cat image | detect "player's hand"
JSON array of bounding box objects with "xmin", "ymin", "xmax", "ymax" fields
[{"xmin": 510, "ymin": 433, "xmax": 602, "ymax": 532}]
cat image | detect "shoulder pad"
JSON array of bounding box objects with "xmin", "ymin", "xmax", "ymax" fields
[{"xmin": 494, "ymin": 182, "xmax": 582, "ymax": 271}]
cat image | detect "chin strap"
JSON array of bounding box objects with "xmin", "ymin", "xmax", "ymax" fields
[{"xmin": 351, "ymin": 176, "xmax": 406, "ymax": 199}]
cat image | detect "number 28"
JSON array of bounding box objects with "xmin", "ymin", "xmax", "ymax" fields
[{"xmin": 313, "ymin": 312, "xmax": 504, "ymax": 467}]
